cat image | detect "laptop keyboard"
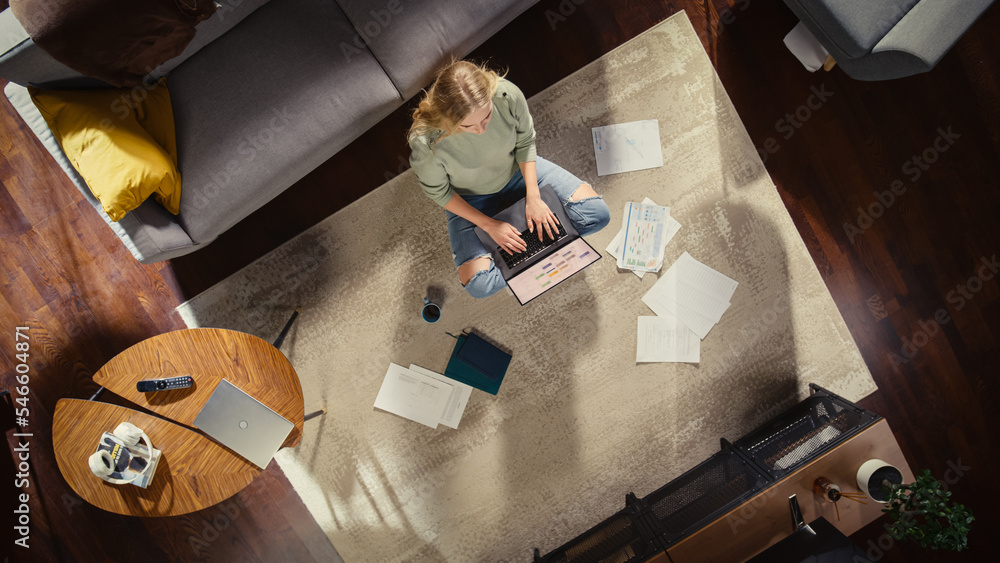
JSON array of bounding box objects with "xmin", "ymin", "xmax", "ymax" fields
[{"xmin": 499, "ymin": 223, "xmax": 568, "ymax": 269}]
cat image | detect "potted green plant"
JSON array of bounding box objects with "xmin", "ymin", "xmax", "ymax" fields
[{"xmin": 882, "ymin": 469, "xmax": 975, "ymax": 552}]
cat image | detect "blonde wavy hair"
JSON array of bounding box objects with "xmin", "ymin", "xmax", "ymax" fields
[{"xmin": 408, "ymin": 60, "xmax": 504, "ymax": 146}]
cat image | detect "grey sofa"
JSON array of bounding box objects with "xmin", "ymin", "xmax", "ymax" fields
[
  {"xmin": 0, "ymin": 0, "xmax": 538, "ymax": 263},
  {"xmin": 782, "ymin": 0, "xmax": 994, "ymax": 81}
]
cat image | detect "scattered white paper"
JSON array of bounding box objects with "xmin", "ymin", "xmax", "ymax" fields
[
  {"xmin": 636, "ymin": 315, "xmax": 700, "ymax": 363},
  {"xmin": 374, "ymin": 363, "xmax": 452, "ymax": 429},
  {"xmin": 673, "ymin": 252, "xmax": 739, "ymax": 303},
  {"xmin": 642, "ymin": 252, "xmax": 739, "ymax": 339},
  {"xmin": 648, "ymin": 273, "xmax": 731, "ymax": 322},
  {"xmin": 669, "ymin": 301, "xmax": 718, "ymax": 340},
  {"xmin": 409, "ymin": 364, "xmax": 472, "ymax": 430},
  {"xmin": 606, "ymin": 197, "xmax": 681, "ymax": 278},
  {"xmin": 592, "ymin": 120, "xmax": 664, "ymax": 176}
]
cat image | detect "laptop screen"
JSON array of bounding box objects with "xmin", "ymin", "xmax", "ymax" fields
[{"xmin": 506, "ymin": 237, "xmax": 600, "ymax": 305}]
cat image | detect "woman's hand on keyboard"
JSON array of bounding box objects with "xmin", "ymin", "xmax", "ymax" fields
[
  {"xmin": 525, "ymin": 196, "xmax": 559, "ymax": 241},
  {"xmin": 484, "ymin": 219, "xmax": 527, "ymax": 254}
]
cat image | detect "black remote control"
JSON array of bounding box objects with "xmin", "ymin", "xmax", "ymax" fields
[{"xmin": 136, "ymin": 376, "xmax": 194, "ymax": 393}]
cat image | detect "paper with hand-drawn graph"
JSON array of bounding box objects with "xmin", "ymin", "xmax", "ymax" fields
[{"xmin": 592, "ymin": 119, "xmax": 664, "ymax": 175}]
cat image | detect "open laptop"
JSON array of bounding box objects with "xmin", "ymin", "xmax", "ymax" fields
[
  {"xmin": 474, "ymin": 184, "xmax": 601, "ymax": 305},
  {"xmin": 193, "ymin": 379, "xmax": 294, "ymax": 469}
]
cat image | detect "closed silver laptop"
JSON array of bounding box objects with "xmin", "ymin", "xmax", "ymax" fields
[{"xmin": 193, "ymin": 379, "xmax": 294, "ymax": 469}]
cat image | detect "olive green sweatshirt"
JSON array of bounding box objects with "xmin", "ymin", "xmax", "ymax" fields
[{"xmin": 408, "ymin": 79, "xmax": 537, "ymax": 207}]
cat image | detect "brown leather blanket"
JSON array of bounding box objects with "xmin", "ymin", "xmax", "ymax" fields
[{"xmin": 10, "ymin": 0, "xmax": 217, "ymax": 87}]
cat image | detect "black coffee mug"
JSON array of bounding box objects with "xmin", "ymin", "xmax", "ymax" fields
[{"xmin": 421, "ymin": 298, "xmax": 441, "ymax": 323}]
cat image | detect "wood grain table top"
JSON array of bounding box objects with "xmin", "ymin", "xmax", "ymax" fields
[
  {"xmin": 93, "ymin": 328, "xmax": 304, "ymax": 447},
  {"xmin": 56, "ymin": 328, "xmax": 306, "ymax": 517},
  {"xmin": 52, "ymin": 399, "xmax": 260, "ymax": 517}
]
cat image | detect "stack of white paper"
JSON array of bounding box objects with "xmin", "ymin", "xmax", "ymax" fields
[
  {"xmin": 373, "ymin": 363, "xmax": 472, "ymax": 429},
  {"xmin": 617, "ymin": 202, "xmax": 668, "ymax": 272},
  {"xmin": 408, "ymin": 364, "xmax": 471, "ymax": 429},
  {"xmin": 641, "ymin": 252, "xmax": 739, "ymax": 340},
  {"xmin": 605, "ymin": 197, "xmax": 681, "ymax": 278}
]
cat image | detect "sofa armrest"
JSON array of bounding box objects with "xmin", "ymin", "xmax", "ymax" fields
[
  {"xmin": 872, "ymin": 0, "xmax": 994, "ymax": 67},
  {"xmin": 0, "ymin": 9, "xmax": 26, "ymax": 54}
]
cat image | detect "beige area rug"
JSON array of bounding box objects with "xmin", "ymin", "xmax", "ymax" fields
[{"xmin": 178, "ymin": 12, "xmax": 877, "ymax": 562}]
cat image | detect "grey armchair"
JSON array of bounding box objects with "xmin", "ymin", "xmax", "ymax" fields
[{"xmin": 782, "ymin": 0, "xmax": 994, "ymax": 80}]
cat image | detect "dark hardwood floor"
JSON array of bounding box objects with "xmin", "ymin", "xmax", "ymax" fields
[{"xmin": 2, "ymin": 1, "xmax": 998, "ymax": 561}]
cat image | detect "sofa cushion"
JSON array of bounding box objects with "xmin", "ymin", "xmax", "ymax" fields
[
  {"xmin": 0, "ymin": 0, "xmax": 271, "ymax": 88},
  {"xmin": 167, "ymin": 0, "xmax": 403, "ymax": 243},
  {"xmin": 336, "ymin": 0, "xmax": 540, "ymax": 100},
  {"xmin": 5, "ymin": 82, "xmax": 199, "ymax": 262},
  {"xmin": 0, "ymin": 9, "xmax": 100, "ymax": 88},
  {"xmin": 9, "ymin": 0, "xmax": 217, "ymax": 87},
  {"xmin": 29, "ymin": 79, "xmax": 182, "ymax": 221},
  {"xmin": 784, "ymin": 0, "xmax": 920, "ymax": 59}
]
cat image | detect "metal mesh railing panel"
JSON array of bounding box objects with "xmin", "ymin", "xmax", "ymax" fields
[
  {"xmin": 540, "ymin": 510, "xmax": 658, "ymax": 563},
  {"xmin": 642, "ymin": 449, "xmax": 768, "ymax": 545},
  {"xmin": 734, "ymin": 396, "xmax": 876, "ymax": 478}
]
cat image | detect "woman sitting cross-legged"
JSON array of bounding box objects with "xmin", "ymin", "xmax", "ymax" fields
[{"xmin": 408, "ymin": 60, "xmax": 611, "ymax": 298}]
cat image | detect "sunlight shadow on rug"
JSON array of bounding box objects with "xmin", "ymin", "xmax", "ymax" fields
[{"xmin": 177, "ymin": 11, "xmax": 876, "ymax": 562}]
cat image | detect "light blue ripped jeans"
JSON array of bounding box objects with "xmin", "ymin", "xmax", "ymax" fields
[{"xmin": 446, "ymin": 156, "xmax": 611, "ymax": 299}]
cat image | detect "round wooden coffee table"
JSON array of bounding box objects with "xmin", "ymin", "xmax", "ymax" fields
[{"xmin": 52, "ymin": 328, "xmax": 304, "ymax": 517}]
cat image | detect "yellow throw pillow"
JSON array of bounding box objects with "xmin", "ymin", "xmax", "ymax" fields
[{"xmin": 29, "ymin": 79, "xmax": 181, "ymax": 221}]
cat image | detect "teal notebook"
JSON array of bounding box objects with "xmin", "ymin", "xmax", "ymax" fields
[{"xmin": 443, "ymin": 331, "xmax": 512, "ymax": 395}]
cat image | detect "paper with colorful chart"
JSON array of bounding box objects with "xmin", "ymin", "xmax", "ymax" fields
[
  {"xmin": 606, "ymin": 197, "xmax": 681, "ymax": 277},
  {"xmin": 617, "ymin": 202, "xmax": 670, "ymax": 272}
]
